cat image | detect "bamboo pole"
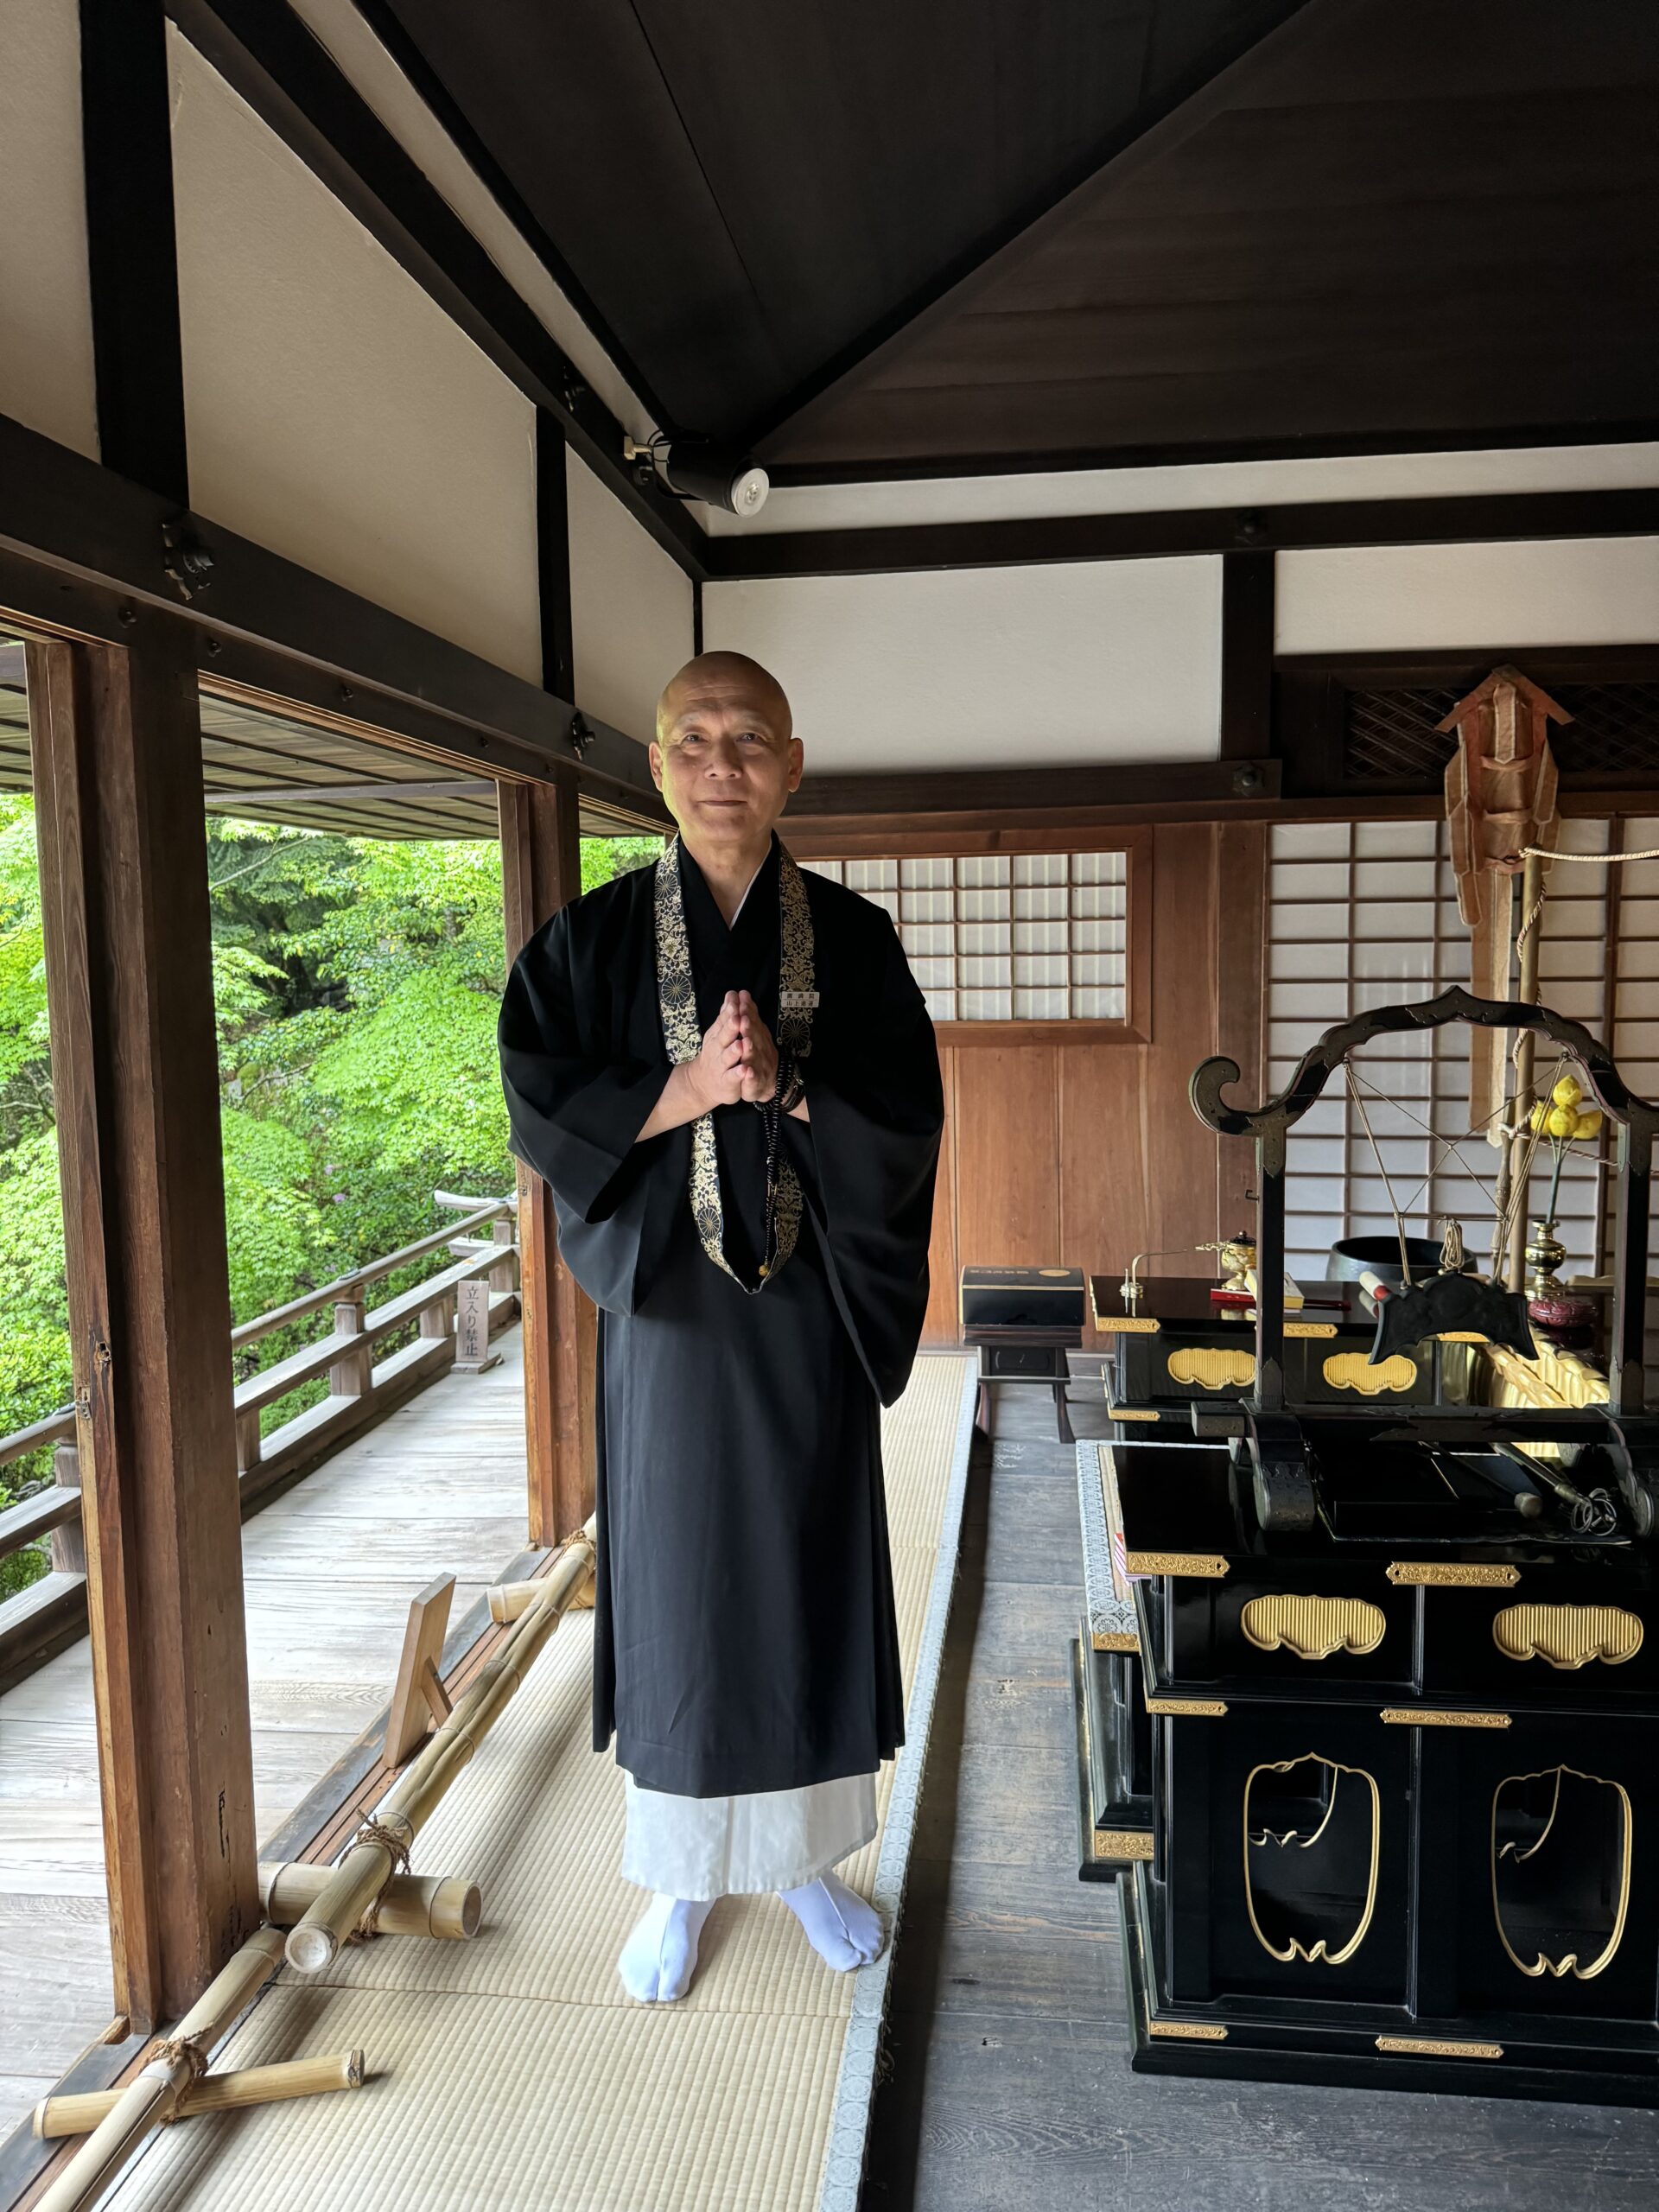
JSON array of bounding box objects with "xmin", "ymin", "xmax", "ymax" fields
[
  {"xmin": 258, "ymin": 1863, "xmax": 481, "ymax": 1939},
  {"xmin": 35, "ymin": 2050, "xmax": 365, "ymax": 2138},
  {"xmin": 487, "ymin": 1567, "xmax": 594, "ymax": 1624},
  {"xmin": 33, "ymin": 1925, "xmax": 288, "ymax": 2212},
  {"xmin": 284, "ymin": 1520, "xmax": 596, "ymax": 1974},
  {"xmin": 1504, "ymin": 850, "xmax": 1546, "ymax": 1291}
]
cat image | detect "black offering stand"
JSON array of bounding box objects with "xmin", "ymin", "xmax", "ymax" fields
[{"xmin": 1115, "ymin": 986, "xmax": 1659, "ymax": 2104}]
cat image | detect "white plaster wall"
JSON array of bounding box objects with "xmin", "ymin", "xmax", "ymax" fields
[
  {"xmin": 0, "ymin": 0, "xmax": 98, "ymax": 457},
  {"xmin": 702, "ymin": 559, "xmax": 1222, "ymax": 772},
  {"xmin": 168, "ymin": 29, "xmax": 541, "ymax": 683},
  {"xmin": 701, "ymin": 442, "xmax": 1659, "ymax": 537},
  {"xmin": 283, "ymin": 0, "xmax": 648, "ymax": 438},
  {"xmin": 566, "ymin": 450, "xmax": 695, "ymax": 743},
  {"xmin": 1275, "ymin": 537, "xmax": 1659, "ymax": 655}
]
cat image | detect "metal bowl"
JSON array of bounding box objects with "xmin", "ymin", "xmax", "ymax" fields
[{"xmin": 1325, "ymin": 1234, "xmax": 1451, "ymax": 1287}]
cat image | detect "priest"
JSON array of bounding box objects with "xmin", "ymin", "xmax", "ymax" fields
[{"xmin": 497, "ymin": 650, "xmax": 943, "ymax": 2002}]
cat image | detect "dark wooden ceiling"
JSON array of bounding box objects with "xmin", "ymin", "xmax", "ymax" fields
[
  {"xmin": 364, "ymin": 0, "xmax": 1304, "ymax": 442},
  {"xmin": 364, "ymin": 0, "xmax": 1659, "ymax": 480}
]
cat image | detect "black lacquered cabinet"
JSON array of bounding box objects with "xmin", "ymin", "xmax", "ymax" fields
[{"xmin": 1110, "ymin": 1432, "xmax": 1659, "ymax": 2103}]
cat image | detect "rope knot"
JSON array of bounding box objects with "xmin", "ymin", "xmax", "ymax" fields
[
  {"xmin": 349, "ymin": 1814, "xmax": 413, "ymax": 1878},
  {"xmin": 149, "ymin": 2033, "xmax": 211, "ymax": 2086}
]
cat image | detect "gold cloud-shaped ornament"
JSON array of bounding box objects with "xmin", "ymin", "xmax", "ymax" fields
[
  {"xmin": 1322, "ymin": 1352, "xmax": 1417, "ymax": 1395},
  {"xmin": 1492, "ymin": 1765, "xmax": 1631, "ymax": 1980},
  {"xmin": 1493, "ymin": 1605, "xmax": 1643, "ymax": 1671},
  {"xmin": 1243, "ymin": 1754, "xmax": 1380, "ymax": 1967},
  {"xmin": 1241, "ymin": 1594, "xmax": 1387, "ymax": 1662},
  {"xmin": 1166, "ymin": 1347, "xmax": 1255, "ymax": 1389}
]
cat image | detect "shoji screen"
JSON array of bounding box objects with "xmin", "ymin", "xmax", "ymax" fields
[
  {"xmin": 1266, "ymin": 818, "xmax": 1613, "ymax": 1281},
  {"xmin": 801, "ymin": 850, "xmax": 1129, "ymax": 1025}
]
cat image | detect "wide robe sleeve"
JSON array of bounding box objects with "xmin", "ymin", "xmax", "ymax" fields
[
  {"xmin": 497, "ymin": 899, "xmax": 683, "ymax": 1315},
  {"xmin": 793, "ymin": 906, "xmax": 944, "ymax": 1406}
]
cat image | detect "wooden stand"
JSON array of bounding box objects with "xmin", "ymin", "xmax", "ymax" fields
[{"xmin": 384, "ymin": 1574, "xmax": 455, "ymax": 1767}]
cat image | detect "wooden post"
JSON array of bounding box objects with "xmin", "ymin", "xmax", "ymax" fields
[
  {"xmin": 499, "ymin": 777, "xmax": 594, "ymax": 1543},
  {"xmin": 27, "ymin": 623, "xmax": 258, "ymax": 2032},
  {"xmin": 489, "ymin": 1216, "xmax": 519, "ymax": 1291},
  {"xmin": 48, "ymin": 1442, "xmax": 86, "ymax": 1575},
  {"xmin": 327, "ymin": 1292, "xmax": 371, "ymax": 1397}
]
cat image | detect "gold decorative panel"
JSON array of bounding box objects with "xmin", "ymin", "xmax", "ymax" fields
[
  {"xmin": 1492, "ymin": 1604, "xmax": 1643, "ymax": 1671},
  {"xmin": 1095, "ymin": 1829, "xmax": 1154, "ymax": 1862},
  {"xmin": 1492, "ymin": 1764, "xmax": 1632, "ymax": 1981},
  {"xmin": 1283, "ymin": 1321, "xmax": 1338, "ymax": 1338},
  {"xmin": 1147, "ymin": 2019, "xmax": 1228, "ymax": 2041},
  {"xmin": 1107, "ymin": 1404, "xmax": 1160, "ymax": 1422},
  {"xmin": 1092, "ymin": 1629, "xmax": 1141, "ymax": 1653},
  {"xmin": 1243, "ymin": 1754, "xmax": 1380, "ymax": 1967},
  {"xmin": 1387, "ymin": 1562, "xmax": 1520, "ymax": 1587},
  {"xmin": 1376, "ymin": 2036, "xmax": 1503, "ymax": 2060},
  {"xmin": 1146, "ymin": 1696, "xmax": 1228, "ymax": 1717},
  {"xmin": 1166, "ymin": 1347, "xmax": 1255, "ymax": 1390},
  {"xmin": 1123, "ymin": 1551, "xmax": 1229, "ymax": 1579},
  {"xmin": 1322, "ymin": 1352, "xmax": 1417, "ymax": 1395},
  {"xmin": 1241, "ymin": 1593, "xmax": 1387, "ymax": 1662},
  {"xmin": 1382, "ymin": 1708, "xmax": 1510, "ymax": 1728},
  {"xmin": 1093, "ymin": 1315, "xmax": 1160, "ymax": 1334}
]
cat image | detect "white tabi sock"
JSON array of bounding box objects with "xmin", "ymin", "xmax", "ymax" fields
[
  {"xmin": 618, "ymin": 1893, "xmax": 715, "ymax": 2002},
  {"xmin": 778, "ymin": 1872, "xmax": 885, "ymax": 1971}
]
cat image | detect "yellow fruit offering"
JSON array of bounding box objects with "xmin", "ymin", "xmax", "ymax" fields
[
  {"xmin": 1546, "ymin": 1105, "xmax": 1576, "ymax": 1139},
  {"xmin": 1573, "ymin": 1108, "xmax": 1603, "ymax": 1140},
  {"xmin": 1552, "ymin": 1074, "xmax": 1583, "ymax": 1109}
]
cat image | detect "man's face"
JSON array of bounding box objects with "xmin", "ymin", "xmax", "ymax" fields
[{"xmin": 650, "ymin": 663, "xmax": 802, "ymax": 849}]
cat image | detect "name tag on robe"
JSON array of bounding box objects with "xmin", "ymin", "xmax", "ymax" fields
[{"xmin": 780, "ymin": 989, "xmax": 820, "ymax": 1009}]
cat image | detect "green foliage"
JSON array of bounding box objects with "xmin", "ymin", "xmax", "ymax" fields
[
  {"xmin": 0, "ymin": 798, "xmax": 652, "ymax": 1605},
  {"xmin": 582, "ymin": 836, "xmax": 661, "ymax": 894}
]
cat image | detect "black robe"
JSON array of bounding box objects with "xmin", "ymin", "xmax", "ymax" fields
[{"xmin": 497, "ymin": 834, "xmax": 943, "ymax": 1796}]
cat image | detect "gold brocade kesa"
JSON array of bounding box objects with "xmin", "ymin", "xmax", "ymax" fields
[{"xmin": 652, "ymin": 836, "xmax": 816, "ymax": 1290}]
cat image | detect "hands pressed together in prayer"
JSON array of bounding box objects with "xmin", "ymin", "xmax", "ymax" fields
[
  {"xmin": 636, "ymin": 989, "xmax": 809, "ymax": 1141},
  {"xmin": 696, "ymin": 988, "xmax": 790, "ymax": 1109}
]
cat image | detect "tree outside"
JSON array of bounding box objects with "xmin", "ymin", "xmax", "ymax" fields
[{"xmin": 0, "ymin": 799, "xmax": 660, "ymax": 1599}]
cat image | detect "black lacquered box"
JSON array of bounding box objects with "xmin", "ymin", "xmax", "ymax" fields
[{"xmin": 962, "ymin": 1264, "xmax": 1086, "ymax": 1332}]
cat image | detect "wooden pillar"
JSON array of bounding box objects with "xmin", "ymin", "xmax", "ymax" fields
[
  {"xmin": 1218, "ymin": 550, "xmax": 1275, "ymax": 761},
  {"xmin": 499, "ymin": 775, "xmax": 594, "ymax": 1543},
  {"xmin": 27, "ymin": 621, "xmax": 257, "ymax": 2032},
  {"xmin": 1215, "ymin": 820, "xmax": 1268, "ymax": 1230}
]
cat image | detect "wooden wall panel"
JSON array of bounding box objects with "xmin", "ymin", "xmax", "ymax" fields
[
  {"xmin": 1214, "ymin": 819, "xmax": 1268, "ymax": 1234},
  {"xmin": 921, "ymin": 1046, "xmax": 959, "ymax": 1344},
  {"xmin": 920, "ymin": 823, "xmax": 1242, "ymax": 1345},
  {"xmin": 953, "ymin": 1045, "xmax": 1060, "ymax": 1273}
]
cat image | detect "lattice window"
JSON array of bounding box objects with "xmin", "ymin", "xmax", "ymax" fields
[
  {"xmin": 1342, "ymin": 682, "xmax": 1659, "ymax": 786},
  {"xmin": 802, "ymin": 850, "xmax": 1128, "ymax": 1023},
  {"xmin": 1266, "ymin": 818, "xmax": 1611, "ymax": 1281}
]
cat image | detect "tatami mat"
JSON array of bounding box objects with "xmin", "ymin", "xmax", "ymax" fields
[{"xmin": 99, "ymin": 1351, "xmax": 977, "ymax": 2212}]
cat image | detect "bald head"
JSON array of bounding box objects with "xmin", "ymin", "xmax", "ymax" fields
[
  {"xmin": 650, "ymin": 651, "xmax": 802, "ymax": 860},
  {"xmin": 655, "ymin": 652, "xmax": 792, "ymax": 747}
]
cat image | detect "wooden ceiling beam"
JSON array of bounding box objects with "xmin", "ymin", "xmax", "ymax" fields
[
  {"xmin": 708, "ymin": 486, "xmax": 1659, "ymax": 579},
  {"xmin": 0, "ymin": 409, "xmax": 667, "ymax": 823},
  {"xmin": 167, "ymin": 0, "xmax": 708, "ymax": 580}
]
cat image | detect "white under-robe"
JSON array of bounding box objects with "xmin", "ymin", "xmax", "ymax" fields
[{"xmin": 620, "ymin": 1770, "xmax": 878, "ymax": 1898}]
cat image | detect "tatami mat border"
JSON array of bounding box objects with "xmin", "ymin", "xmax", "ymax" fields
[{"xmin": 812, "ymin": 1352, "xmax": 980, "ymax": 2212}]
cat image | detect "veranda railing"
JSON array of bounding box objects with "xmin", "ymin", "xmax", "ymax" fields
[{"xmin": 0, "ymin": 1191, "xmax": 521, "ymax": 1693}]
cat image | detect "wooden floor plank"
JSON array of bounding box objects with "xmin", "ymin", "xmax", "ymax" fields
[{"xmin": 0, "ymin": 1325, "xmax": 532, "ymax": 2101}]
